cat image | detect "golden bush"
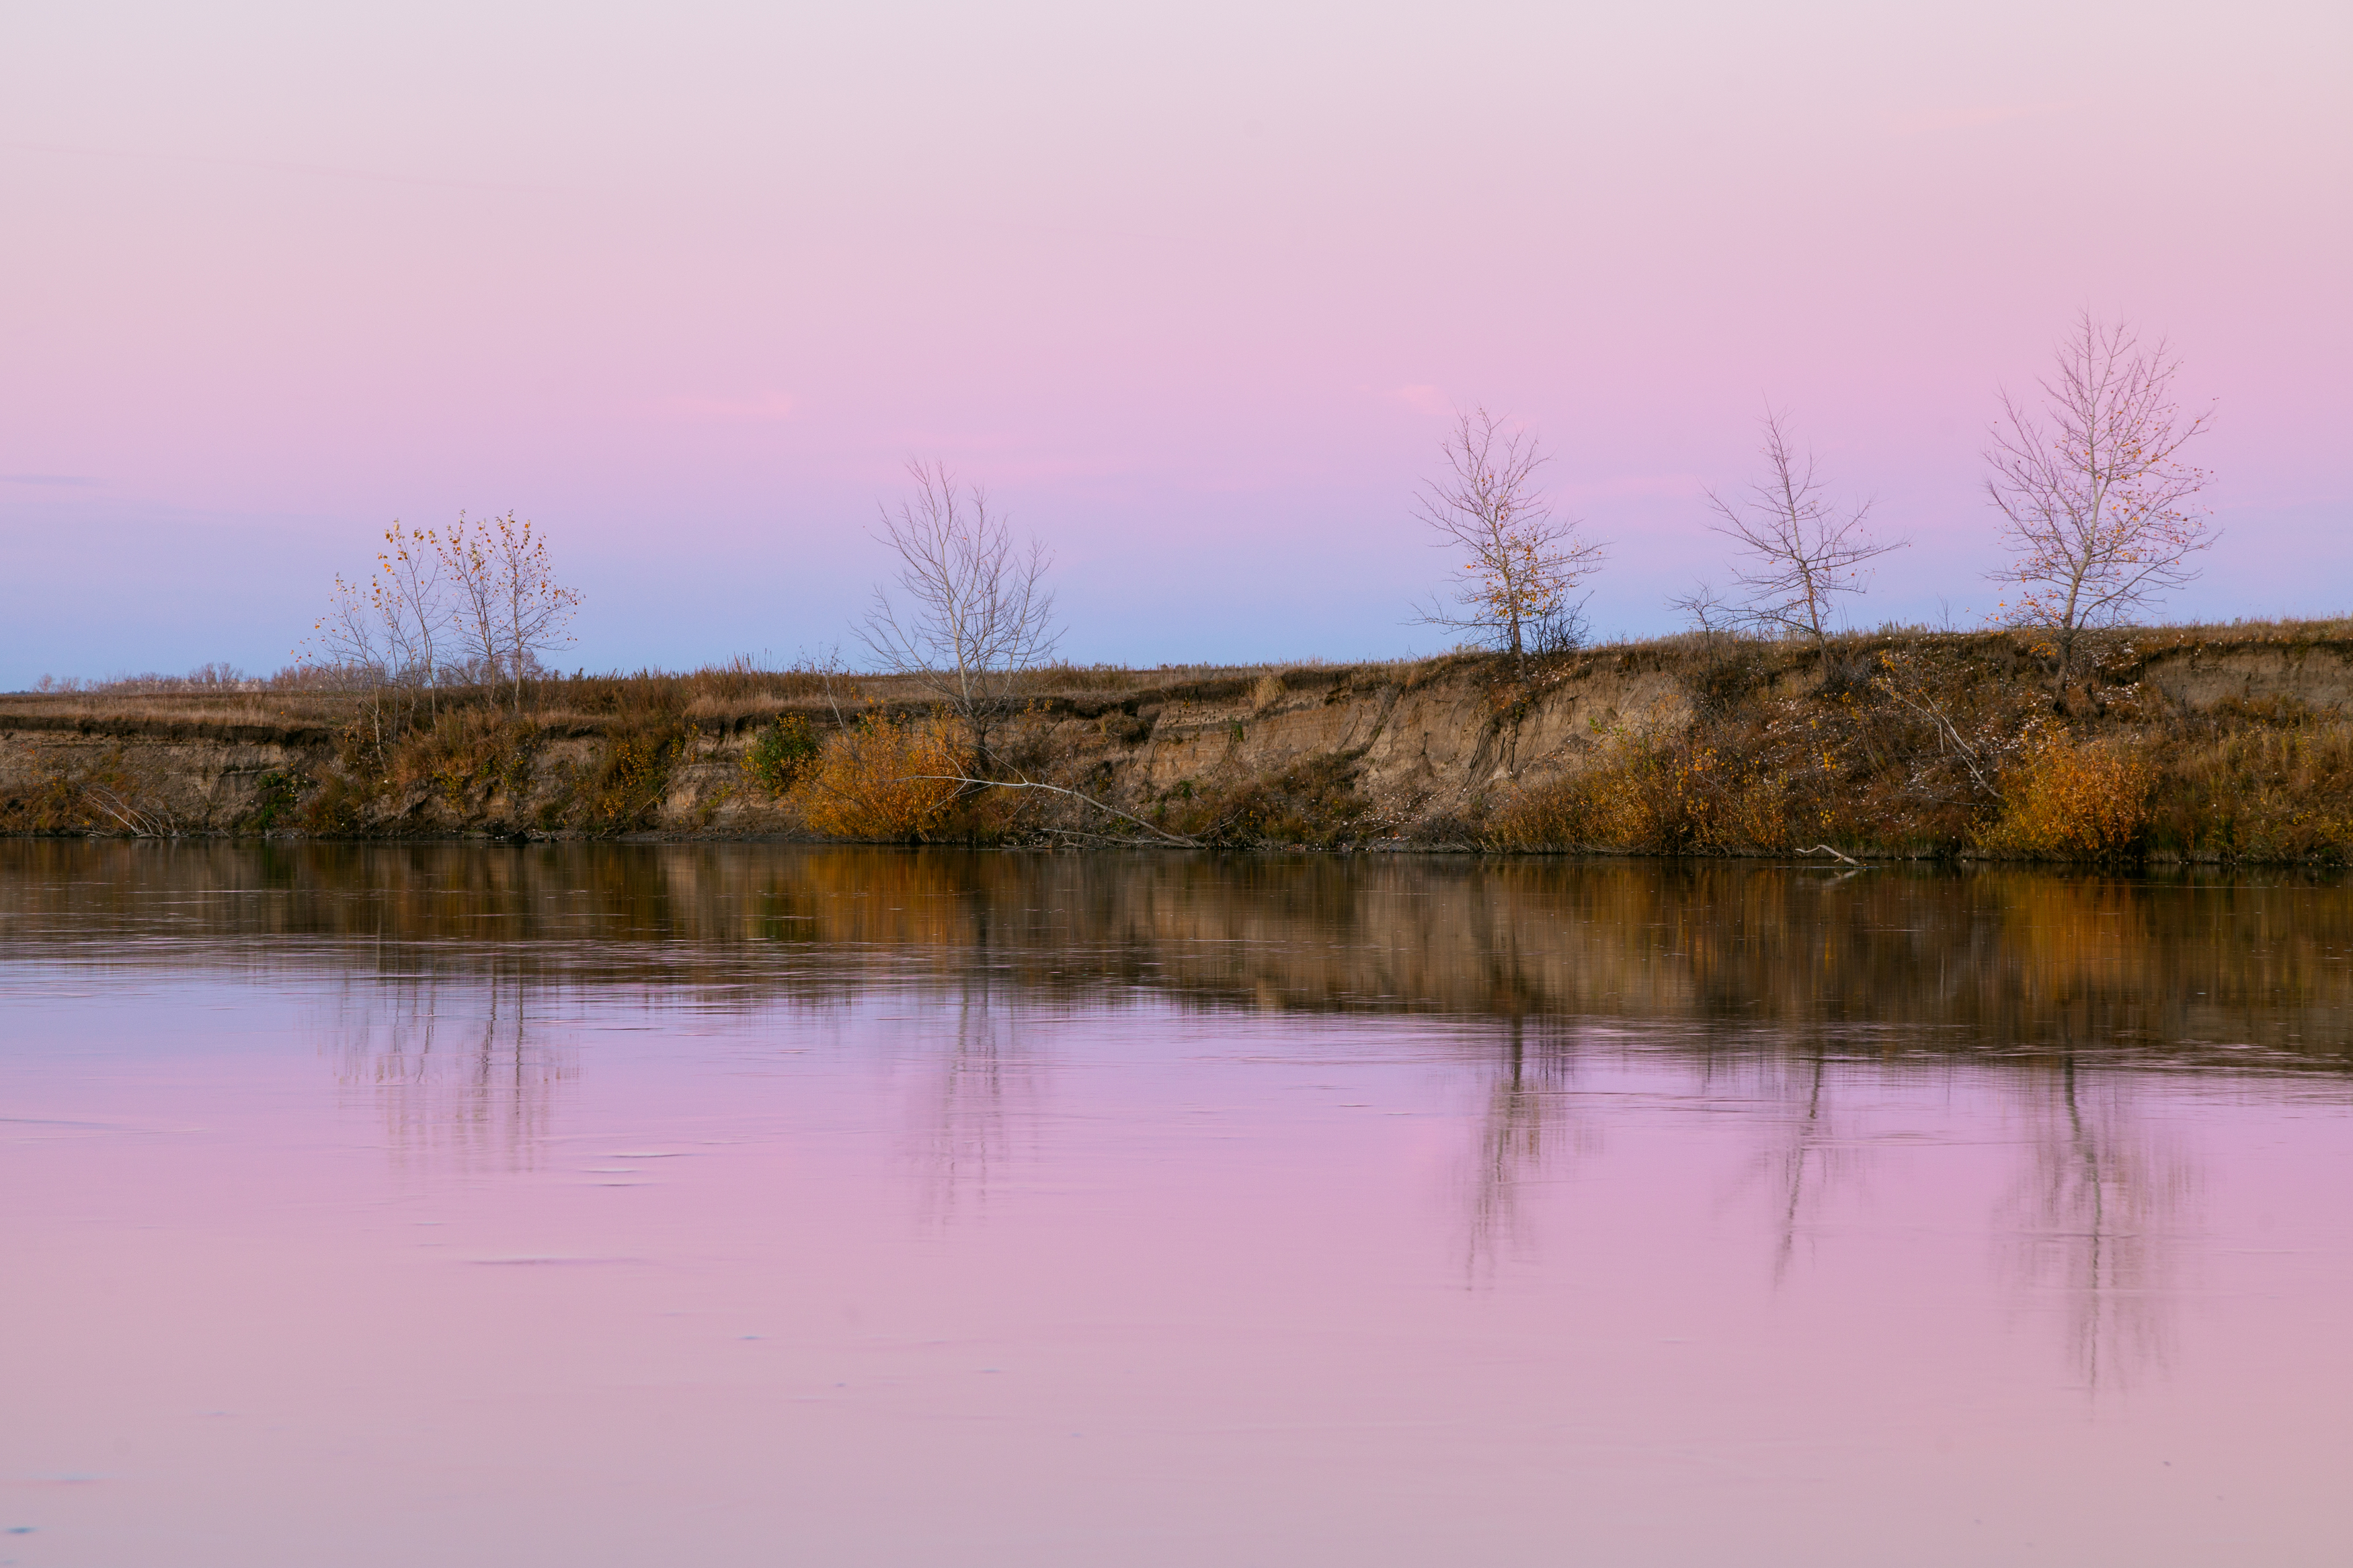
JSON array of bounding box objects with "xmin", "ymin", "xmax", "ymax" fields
[
  {"xmin": 1981, "ymin": 730, "xmax": 2155, "ymax": 860},
  {"xmin": 789, "ymin": 715, "xmax": 969, "ymax": 839},
  {"xmin": 1483, "ymin": 773, "xmax": 1602, "ymax": 850}
]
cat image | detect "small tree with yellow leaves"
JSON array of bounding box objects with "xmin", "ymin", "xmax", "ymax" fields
[
  {"xmin": 438, "ymin": 512, "xmax": 582, "ymax": 715},
  {"xmin": 300, "ymin": 521, "xmax": 450, "ymax": 747}
]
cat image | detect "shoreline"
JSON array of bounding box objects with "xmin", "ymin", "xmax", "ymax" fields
[{"xmin": 10, "ymin": 622, "xmax": 2353, "ymax": 864}]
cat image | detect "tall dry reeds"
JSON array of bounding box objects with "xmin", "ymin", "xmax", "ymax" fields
[
  {"xmin": 1483, "ymin": 732, "xmax": 1788, "ymax": 854},
  {"xmin": 2145, "ymin": 720, "xmax": 2353, "ymax": 862}
]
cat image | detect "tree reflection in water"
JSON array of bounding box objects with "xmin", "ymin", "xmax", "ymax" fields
[
  {"xmin": 1755, "ymin": 1041, "xmax": 1856, "ymax": 1288},
  {"xmin": 908, "ymin": 974, "xmax": 1045, "ymax": 1227},
  {"xmin": 5, "ymin": 839, "xmax": 2334, "ymax": 1385},
  {"xmin": 317, "ymin": 958, "xmax": 572, "ymax": 1173},
  {"xmin": 1462, "ymin": 1016, "xmax": 1595, "ymax": 1280},
  {"xmin": 2000, "ymin": 1054, "xmax": 2198, "ymax": 1392}
]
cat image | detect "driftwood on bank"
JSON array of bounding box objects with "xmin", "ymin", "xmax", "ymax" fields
[{"xmin": 914, "ymin": 774, "xmax": 1204, "ymax": 848}]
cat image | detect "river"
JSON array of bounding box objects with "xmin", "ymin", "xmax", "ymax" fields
[{"xmin": 4, "ymin": 842, "xmax": 2349, "ymax": 1565}]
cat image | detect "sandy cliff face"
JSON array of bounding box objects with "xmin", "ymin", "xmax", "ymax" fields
[
  {"xmin": 2138, "ymin": 643, "xmax": 2353, "ymax": 711},
  {"xmin": 0, "ymin": 655, "xmax": 1689, "ymax": 839},
  {"xmin": 1127, "ymin": 657, "xmax": 1692, "ymax": 811},
  {"xmin": 0, "ymin": 725, "xmax": 320, "ymax": 835}
]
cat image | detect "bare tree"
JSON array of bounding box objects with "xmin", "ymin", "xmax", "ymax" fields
[
  {"xmin": 1704, "ymin": 407, "xmax": 1903, "ymax": 641},
  {"xmin": 439, "ymin": 512, "xmax": 582, "ymax": 715},
  {"xmin": 306, "ymin": 572, "xmax": 390, "ymax": 683},
  {"xmin": 304, "ymin": 570, "xmax": 397, "ymax": 745},
  {"xmin": 1666, "ymin": 581, "xmax": 1745, "ymax": 637},
  {"xmin": 1985, "ymin": 313, "xmax": 2215, "ymax": 677},
  {"xmin": 855, "ymin": 459, "xmax": 1061, "ymax": 765},
  {"xmin": 1411, "ymin": 407, "xmax": 1604, "ymax": 663},
  {"xmin": 300, "ymin": 522, "xmax": 452, "ymax": 745},
  {"xmin": 375, "ymin": 522, "xmax": 449, "ymax": 718}
]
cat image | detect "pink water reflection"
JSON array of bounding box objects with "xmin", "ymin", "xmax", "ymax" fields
[{"xmin": 6, "ymin": 967, "xmax": 2353, "ymax": 1567}]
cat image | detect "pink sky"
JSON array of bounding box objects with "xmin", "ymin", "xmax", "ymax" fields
[{"xmin": 3, "ymin": 0, "xmax": 2347, "ymax": 684}]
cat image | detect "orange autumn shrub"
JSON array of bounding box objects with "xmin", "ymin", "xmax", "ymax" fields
[{"xmin": 789, "ymin": 714, "xmax": 969, "ymax": 839}]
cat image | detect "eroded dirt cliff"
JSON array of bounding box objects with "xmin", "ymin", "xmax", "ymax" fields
[{"xmin": 8, "ymin": 626, "xmax": 2353, "ymax": 858}]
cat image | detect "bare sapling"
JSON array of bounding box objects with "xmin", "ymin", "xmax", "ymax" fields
[
  {"xmin": 1985, "ymin": 312, "xmax": 2215, "ymax": 679},
  {"xmin": 1666, "ymin": 581, "xmax": 1743, "ymax": 637},
  {"xmin": 1411, "ymin": 407, "xmax": 1604, "ymax": 663},
  {"xmin": 439, "ymin": 513, "xmax": 583, "ymax": 715},
  {"xmin": 300, "ymin": 522, "xmax": 453, "ymax": 746},
  {"xmin": 305, "ymin": 571, "xmax": 395, "ymax": 747},
  {"xmin": 854, "ymin": 459, "xmax": 1062, "ymax": 766},
  {"xmin": 1704, "ymin": 407, "xmax": 1903, "ymax": 641},
  {"xmin": 307, "ymin": 573, "xmax": 390, "ymax": 687},
  {"xmin": 375, "ymin": 523, "xmax": 450, "ymax": 721}
]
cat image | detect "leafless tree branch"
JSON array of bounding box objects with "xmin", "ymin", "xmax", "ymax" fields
[
  {"xmin": 1985, "ymin": 312, "xmax": 2216, "ymax": 677},
  {"xmin": 857, "ymin": 460, "xmax": 1062, "ymax": 764},
  {"xmin": 1705, "ymin": 406, "xmax": 1903, "ymax": 641},
  {"xmin": 1872, "ymin": 655, "xmax": 2003, "ymax": 800}
]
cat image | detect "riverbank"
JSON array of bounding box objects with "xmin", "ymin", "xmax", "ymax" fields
[{"xmin": 7, "ymin": 620, "xmax": 2353, "ymax": 862}]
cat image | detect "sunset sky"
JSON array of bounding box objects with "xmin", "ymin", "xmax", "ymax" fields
[{"xmin": 3, "ymin": 0, "xmax": 2346, "ymax": 687}]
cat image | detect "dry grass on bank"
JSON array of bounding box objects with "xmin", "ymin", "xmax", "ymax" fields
[{"xmin": 1, "ymin": 655, "xmax": 1423, "ymax": 731}]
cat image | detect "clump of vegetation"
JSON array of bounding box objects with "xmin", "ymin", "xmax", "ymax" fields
[
  {"xmin": 301, "ymin": 768, "xmax": 369, "ymax": 835},
  {"xmin": 789, "ymin": 714, "xmax": 968, "ymax": 839},
  {"xmin": 1488, "ymin": 731, "xmax": 1788, "ymax": 854},
  {"xmin": 2145, "ymin": 718, "xmax": 2353, "ymax": 863},
  {"xmin": 239, "ymin": 770, "xmax": 312, "ymax": 833},
  {"xmin": 564, "ymin": 722, "xmax": 689, "ymax": 832},
  {"xmin": 742, "ymin": 715, "xmax": 821, "ymax": 794},
  {"xmin": 1481, "ymin": 626, "xmax": 2353, "ymax": 864},
  {"xmin": 1977, "ymin": 728, "xmax": 2155, "ymax": 861},
  {"xmin": 1, "ymin": 748, "xmax": 167, "ymax": 835},
  {"xmin": 393, "ymin": 708, "xmax": 539, "ymax": 809},
  {"xmin": 1485, "ymin": 636, "xmax": 2046, "ymax": 856}
]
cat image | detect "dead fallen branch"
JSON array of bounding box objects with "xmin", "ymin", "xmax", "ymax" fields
[
  {"xmin": 910, "ymin": 774, "xmax": 1203, "ymax": 847},
  {"xmin": 83, "ymin": 785, "xmax": 173, "ymax": 838}
]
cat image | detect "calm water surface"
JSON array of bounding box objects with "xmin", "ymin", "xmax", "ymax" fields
[{"xmin": 5, "ymin": 842, "xmax": 2352, "ymax": 1565}]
